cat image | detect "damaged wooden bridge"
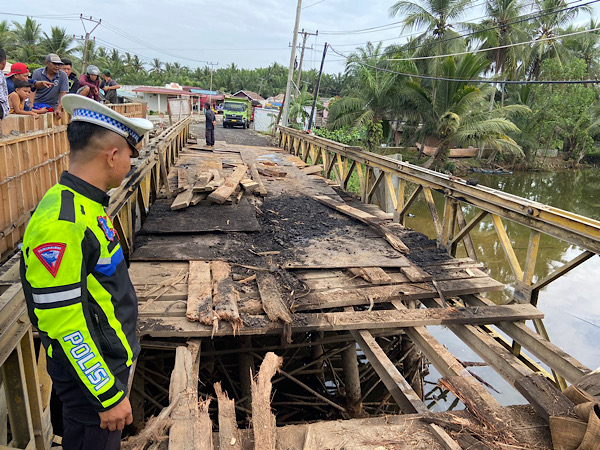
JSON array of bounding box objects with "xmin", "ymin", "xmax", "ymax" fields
[{"xmin": 1, "ymin": 116, "xmax": 600, "ymax": 449}]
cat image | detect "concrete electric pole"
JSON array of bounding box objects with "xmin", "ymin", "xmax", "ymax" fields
[
  {"xmin": 281, "ymin": 0, "xmax": 303, "ymax": 127},
  {"xmin": 295, "ymin": 29, "xmax": 318, "ymax": 95},
  {"xmin": 80, "ymin": 15, "xmax": 101, "ymax": 74}
]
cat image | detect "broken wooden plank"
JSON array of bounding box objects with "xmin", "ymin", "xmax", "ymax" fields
[
  {"xmin": 348, "ymin": 267, "xmax": 393, "ymax": 285},
  {"xmin": 256, "ymin": 272, "xmax": 292, "ymax": 343},
  {"xmin": 240, "ymin": 177, "xmax": 259, "ymax": 192},
  {"xmin": 248, "ymin": 163, "xmax": 268, "ymax": 196},
  {"xmin": 186, "ymin": 261, "xmax": 215, "ymax": 330},
  {"xmin": 171, "ymin": 189, "xmax": 195, "ymax": 211},
  {"xmin": 251, "ymin": 352, "xmax": 282, "ymax": 450},
  {"xmin": 258, "ymin": 165, "xmax": 287, "ymax": 178},
  {"xmin": 214, "ymin": 382, "xmax": 241, "ymax": 450},
  {"xmin": 190, "ymin": 192, "xmax": 207, "ymax": 206},
  {"xmin": 211, "ymin": 261, "xmax": 242, "ymax": 334},
  {"xmin": 204, "ymin": 169, "xmax": 224, "ymax": 192},
  {"xmin": 208, "ymin": 165, "xmax": 248, "ymax": 204},
  {"xmin": 401, "ymin": 264, "xmax": 433, "ymax": 282},
  {"xmin": 139, "ymin": 303, "xmax": 544, "ymax": 337},
  {"xmin": 192, "ymin": 171, "xmax": 214, "ymax": 192},
  {"xmin": 177, "ymin": 168, "xmax": 190, "ymax": 190},
  {"xmin": 312, "ymin": 195, "xmax": 410, "ymax": 254},
  {"xmin": 293, "ymin": 277, "xmax": 504, "ymax": 312},
  {"xmin": 301, "ymin": 165, "xmax": 323, "ymax": 175}
]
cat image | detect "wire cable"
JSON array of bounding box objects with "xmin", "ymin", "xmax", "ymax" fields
[{"xmin": 330, "ymin": 45, "xmax": 600, "ymax": 84}]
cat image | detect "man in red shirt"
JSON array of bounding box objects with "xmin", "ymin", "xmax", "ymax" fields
[{"xmin": 78, "ymin": 65, "xmax": 101, "ymax": 101}]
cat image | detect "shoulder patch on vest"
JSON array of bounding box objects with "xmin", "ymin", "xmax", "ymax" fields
[
  {"xmin": 33, "ymin": 243, "xmax": 66, "ymax": 277},
  {"xmin": 97, "ymin": 216, "xmax": 117, "ymax": 241}
]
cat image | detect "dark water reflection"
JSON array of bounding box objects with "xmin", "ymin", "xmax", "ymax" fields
[{"xmin": 406, "ymin": 169, "xmax": 600, "ymax": 409}]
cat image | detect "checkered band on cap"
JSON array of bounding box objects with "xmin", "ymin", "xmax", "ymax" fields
[{"xmin": 72, "ymin": 109, "xmax": 140, "ymax": 143}]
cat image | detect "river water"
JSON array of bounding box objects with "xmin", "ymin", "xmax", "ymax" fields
[{"xmin": 405, "ymin": 168, "xmax": 600, "ymax": 409}]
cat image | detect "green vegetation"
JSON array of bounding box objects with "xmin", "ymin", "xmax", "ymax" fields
[{"xmin": 3, "ymin": 3, "xmax": 600, "ymax": 171}]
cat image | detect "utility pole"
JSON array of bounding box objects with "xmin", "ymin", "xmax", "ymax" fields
[
  {"xmin": 281, "ymin": 0, "xmax": 303, "ymax": 127},
  {"xmin": 80, "ymin": 15, "xmax": 101, "ymax": 74},
  {"xmin": 308, "ymin": 43, "xmax": 328, "ymax": 131},
  {"xmin": 207, "ymin": 62, "xmax": 218, "ymax": 109},
  {"xmin": 295, "ymin": 29, "xmax": 318, "ymax": 95}
]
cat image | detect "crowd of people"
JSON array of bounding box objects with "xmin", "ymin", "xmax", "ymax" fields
[{"xmin": 0, "ymin": 48, "xmax": 121, "ymax": 121}]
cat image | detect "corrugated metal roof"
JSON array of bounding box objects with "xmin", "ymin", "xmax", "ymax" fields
[
  {"xmin": 232, "ymin": 90, "xmax": 265, "ymax": 101},
  {"xmin": 133, "ymin": 86, "xmax": 194, "ymax": 95}
]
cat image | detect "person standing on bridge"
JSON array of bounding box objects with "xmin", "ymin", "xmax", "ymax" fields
[
  {"xmin": 204, "ymin": 101, "xmax": 216, "ymax": 147},
  {"xmin": 20, "ymin": 94, "xmax": 153, "ymax": 449}
]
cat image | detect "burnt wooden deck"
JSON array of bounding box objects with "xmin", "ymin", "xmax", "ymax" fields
[{"xmin": 123, "ymin": 142, "xmax": 592, "ymax": 449}]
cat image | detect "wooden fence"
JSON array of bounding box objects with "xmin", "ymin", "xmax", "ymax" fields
[
  {"xmin": 0, "ymin": 103, "xmax": 146, "ymax": 262},
  {"xmin": 277, "ymin": 125, "xmax": 600, "ymax": 389},
  {"xmin": 0, "ymin": 113, "xmax": 190, "ymax": 449}
]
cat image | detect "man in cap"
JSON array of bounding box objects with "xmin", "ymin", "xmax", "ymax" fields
[
  {"xmin": 100, "ymin": 70, "xmax": 120, "ymax": 104},
  {"xmin": 31, "ymin": 54, "xmax": 69, "ymax": 117},
  {"xmin": 20, "ymin": 94, "xmax": 153, "ymax": 449},
  {"xmin": 5, "ymin": 62, "xmax": 53, "ymax": 94}
]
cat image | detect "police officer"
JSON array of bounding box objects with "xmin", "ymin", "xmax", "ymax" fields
[{"xmin": 20, "ymin": 94, "xmax": 153, "ymax": 449}]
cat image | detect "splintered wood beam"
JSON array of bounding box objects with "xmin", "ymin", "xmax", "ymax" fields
[
  {"xmin": 256, "ymin": 272, "xmax": 293, "ymax": 326},
  {"xmin": 139, "ymin": 304, "xmax": 544, "ymax": 337},
  {"xmin": 352, "ymin": 329, "xmax": 426, "ymax": 414},
  {"xmin": 186, "ymin": 261, "xmax": 215, "ymax": 326},
  {"xmin": 301, "ymin": 165, "xmax": 324, "ymax": 176},
  {"xmin": 514, "ymin": 373, "xmax": 576, "ymax": 422},
  {"xmin": 251, "ymin": 352, "xmax": 282, "ymax": 450},
  {"xmin": 214, "ymin": 382, "xmax": 241, "ymax": 450},
  {"xmin": 208, "ymin": 165, "xmax": 248, "ymax": 204},
  {"xmin": 177, "ymin": 168, "xmax": 189, "ymax": 190},
  {"xmin": 211, "ymin": 261, "xmax": 242, "ymax": 333},
  {"xmin": 312, "ymin": 195, "xmax": 410, "ymax": 253}
]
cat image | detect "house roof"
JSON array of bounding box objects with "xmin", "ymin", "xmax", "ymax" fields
[
  {"xmin": 232, "ymin": 90, "xmax": 265, "ymax": 101},
  {"xmin": 267, "ymin": 93, "xmax": 285, "ymax": 103},
  {"xmin": 133, "ymin": 86, "xmax": 194, "ymax": 96}
]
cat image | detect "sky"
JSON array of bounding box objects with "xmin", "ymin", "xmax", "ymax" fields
[{"xmin": 1, "ymin": 0, "xmax": 598, "ymax": 77}]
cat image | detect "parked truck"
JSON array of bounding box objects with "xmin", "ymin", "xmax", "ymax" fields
[{"xmin": 223, "ymin": 97, "xmax": 252, "ymax": 129}]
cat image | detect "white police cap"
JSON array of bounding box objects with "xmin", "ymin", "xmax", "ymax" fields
[{"xmin": 62, "ymin": 94, "xmax": 153, "ymax": 157}]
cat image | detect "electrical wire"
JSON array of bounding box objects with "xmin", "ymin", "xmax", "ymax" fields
[
  {"xmin": 329, "ymin": 45, "xmax": 600, "ymax": 84},
  {"xmin": 303, "ymin": 0, "xmax": 326, "ymax": 9},
  {"xmin": 386, "ymin": 25, "xmax": 600, "ymax": 61}
]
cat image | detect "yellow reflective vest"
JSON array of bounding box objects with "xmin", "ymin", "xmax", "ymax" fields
[{"xmin": 20, "ymin": 172, "xmax": 139, "ymax": 411}]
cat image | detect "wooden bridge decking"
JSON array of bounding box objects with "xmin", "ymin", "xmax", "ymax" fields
[{"xmin": 125, "ymin": 141, "xmax": 594, "ymax": 449}]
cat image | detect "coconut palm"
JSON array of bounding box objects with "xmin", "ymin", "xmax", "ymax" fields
[
  {"xmin": 40, "ymin": 27, "xmax": 74, "ymax": 60},
  {"xmin": 399, "ymin": 54, "xmax": 529, "ymax": 169},
  {"xmin": 150, "ymin": 58, "xmax": 163, "ymax": 74},
  {"xmin": 0, "ymin": 21, "xmax": 13, "ymax": 54},
  {"xmin": 12, "ymin": 17, "xmax": 42, "ymax": 62},
  {"xmin": 562, "ymin": 19, "xmax": 600, "ymax": 76},
  {"xmin": 526, "ymin": 0, "xmax": 591, "ymax": 79}
]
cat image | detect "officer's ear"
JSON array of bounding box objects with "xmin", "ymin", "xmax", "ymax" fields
[{"xmin": 105, "ymin": 145, "xmax": 120, "ymax": 168}]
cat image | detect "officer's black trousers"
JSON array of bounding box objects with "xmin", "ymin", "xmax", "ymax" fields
[
  {"xmin": 205, "ymin": 127, "xmax": 215, "ymax": 146},
  {"xmin": 49, "ymin": 358, "xmax": 130, "ymax": 450}
]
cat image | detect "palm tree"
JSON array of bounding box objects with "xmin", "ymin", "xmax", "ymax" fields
[
  {"xmin": 0, "ymin": 21, "xmax": 13, "ymax": 54},
  {"xmin": 150, "ymin": 58, "xmax": 163, "ymax": 74},
  {"xmin": 562, "ymin": 19, "xmax": 600, "ymax": 76},
  {"xmin": 466, "ymin": 0, "xmax": 529, "ymax": 80},
  {"xmin": 526, "ymin": 0, "xmax": 591, "ymax": 79},
  {"xmin": 398, "ymin": 54, "xmax": 529, "ymax": 169},
  {"xmin": 12, "ymin": 17, "xmax": 41, "ymax": 63},
  {"xmin": 40, "ymin": 26, "xmax": 74, "ymax": 60},
  {"xmin": 327, "ymin": 43, "xmax": 411, "ymax": 150}
]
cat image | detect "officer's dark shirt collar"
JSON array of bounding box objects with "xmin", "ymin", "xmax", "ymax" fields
[{"xmin": 59, "ymin": 171, "xmax": 110, "ymax": 207}]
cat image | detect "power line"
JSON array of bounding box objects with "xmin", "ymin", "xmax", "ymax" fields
[
  {"xmin": 303, "ymin": 0, "xmax": 325, "ymax": 9},
  {"xmin": 0, "ymin": 11, "xmax": 80, "ymax": 19},
  {"xmin": 330, "ymin": 45, "xmax": 600, "ymax": 84},
  {"xmin": 386, "ymin": 25, "xmax": 600, "ymax": 61}
]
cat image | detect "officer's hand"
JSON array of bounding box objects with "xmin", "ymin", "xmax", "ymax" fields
[{"xmin": 99, "ymin": 396, "xmax": 133, "ymax": 431}]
